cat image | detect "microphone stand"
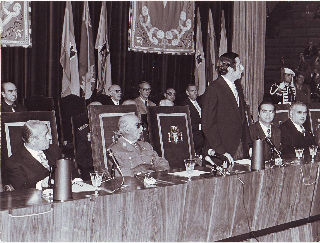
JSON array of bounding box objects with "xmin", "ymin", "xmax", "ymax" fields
[{"xmin": 106, "ymin": 148, "xmax": 125, "ymax": 193}]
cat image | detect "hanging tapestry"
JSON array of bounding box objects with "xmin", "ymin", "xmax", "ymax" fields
[
  {"xmin": 0, "ymin": 1, "xmax": 31, "ymax": 47},
  {"xmin": 128, "ymin": 1, "xmax": 195, "ymax": 55}
]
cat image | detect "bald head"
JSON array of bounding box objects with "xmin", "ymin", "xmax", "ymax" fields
[
  {"xmin": 1, "ymin": 82, "xmax": 17, "ymax": 105},
  {"xmin": 118, "ymin": 114, "xmax": 143, "ymax": 142},
  {"xmin": 108, "ymin": 85, "xmax": 122, "ymax": 101}
]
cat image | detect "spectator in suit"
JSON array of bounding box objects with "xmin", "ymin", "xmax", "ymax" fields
[
  {"xmin": 108, "ymin": 114, "xmax": 169, "ymax": 177},
  {"xmin": 134, "ymin": 81, "xmax": 156, "ymax": 115},
  {"xmin": 4, "ymin": 120, "xmax": 79, "ymax": 190},
  {"xmin": 202, "ymin": 52, "xmax": 250, "ymax": 164},
  {"xmin": 159, "ymin": 88, "xmax": 176, "ymax": 106},
  {"xmin": 249, "ymin": 101, "xmax": 281, "ymax": 161},
  {"xmin": 94, "ymin": 85, "xmax": 122, "ymax": 105},
  {"xmin": 180, "ymin": 84, "xmax": 204, "ymax": 155},
  {"xmin": 1, "ymin": 82, "xmax": 26, "ymax": 112},
  {"xmin": 280, "ymin": 102, "xmax": 316, "ymax": 159},
  {"xmin": 134, "ymin": 81, "xmax": 156, "ymax": 131}
]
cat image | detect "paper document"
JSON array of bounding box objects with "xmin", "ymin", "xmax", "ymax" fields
[{"xmin": 168, "ymin": 170, "xmax": 209, "ymax": 178}]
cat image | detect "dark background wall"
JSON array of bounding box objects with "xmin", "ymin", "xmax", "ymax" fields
[{"xmin": 1, "ymin": 1, "xmax": 233, "ymax": 104}]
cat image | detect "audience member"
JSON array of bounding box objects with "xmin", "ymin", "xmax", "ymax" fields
[
  {"xmin": 159, "ymin": 88, "xmax": 176, "ymax": 106},
  {"xmin": 107, "ymin": 114, "xmax": 169, "ymax": 177},
  {"xmin": 94, "ymin": 84, "xmax": 122, "ymax": 105},
  {"xmin": 202, "ymin": 52, "xmax": 250, "ymax": 164},
  {"xmin": 270, "ymin": 67, "xmax": 296, "ymax": 104},
  {"xmin": 249, "ymin": 101, "xmax": 281, "ymax": 161},
  {"xmin": 4, "ymin": 120, "xmax": 79, "ymax": 190},
  {"xmin": 314, "ymin": 5, "xmax": 320, "ymax": 19},
  {"xmin": 310, "ymin": 72, "xmax": 320, "ymax": 101},
  {"xmin": 134, "ymin": 81, "xmax": 156, "ymax": 115},
  {"xmin": 180, "ymin": 84, "xmax": 204, "ymax": 155},
  {"xmin": 295, "ymin": 72, "xmax": 311, "ymax": 104},
  {"xmin": 280, "ymin": 102, "xmax": 316, "ymax": 159},
  {"xmin": 1, "ymin": 82, "xmax": 26, "ymax": 112}
]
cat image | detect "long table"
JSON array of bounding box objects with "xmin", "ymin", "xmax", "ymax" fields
[{"xmin": 1, "ymin": 162, "xmax": 320, "ymax": 241}]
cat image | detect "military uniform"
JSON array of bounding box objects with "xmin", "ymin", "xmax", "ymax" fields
[{"xmin": 108, "ymin": 136, "xmax": 169, "ymax": 177}]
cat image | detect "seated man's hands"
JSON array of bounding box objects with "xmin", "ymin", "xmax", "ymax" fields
[
  {"xmin": 36, "ymin": 176, "xmax": 49, "ymax": 190},
  {"xmin": 132, "ymin": 164, "xmax": 154, "ymax": 175},
  {"xmin": 223, "ymin": 152, "xmax": 234, "ymax": 166}
]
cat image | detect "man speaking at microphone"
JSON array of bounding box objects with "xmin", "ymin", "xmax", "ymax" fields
[
  {"xmin": 202, "ymin": 52, "xmax": 251, "ymax": 166},
  {"xmin": 249, "ymin": 101, "xmax": 281, "ymax": 161}
]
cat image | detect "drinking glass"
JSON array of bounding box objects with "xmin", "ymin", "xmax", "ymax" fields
[
  {"xmin": 295, "ymin": 148, "xmax": 304, "ymax": 162},
  {"xmin": 309, "ymin": 145, "xmax": 318, "ymax": 163},
  {"xmin": 184, "ymin": 158, "xmax": 196, "ymax": 181},
  {"xmin": 90, "ymin": 172, "xmax": 104, "ymax": 196}
]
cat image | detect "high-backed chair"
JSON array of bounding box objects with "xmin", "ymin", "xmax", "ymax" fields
[
  {"xmin": 273, "ymin": 104, "xmax": 290, "ymax": 126},
  {"xmin": 25, "ymin": 95, "xmax": 55, "ymax": 111},
  {"xmin": 1, "ymin": 111, "xmax": 59, "ymax": 187},
  {"xmin": 147, "ymin": 106, "xmax": 195, "ymax": 169},
  {"xmin": 88, "ymin": 105, "xmax": 137, "ymax": 170}
]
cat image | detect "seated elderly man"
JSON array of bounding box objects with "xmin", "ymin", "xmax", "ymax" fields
[
  {"xmin": 280, "ymin": 101, "xmax": 316, "ymax": 159},
  {"xmin": 108, "ymin": 114, "xmax": 170, "ymax": 177},
  {"xmin": 159, "ymin": 88, "xmax": 176, "ymax": 106},
  {"xmin": 4, "ymin": 120, "xmax": 79, "ymax": 190}
]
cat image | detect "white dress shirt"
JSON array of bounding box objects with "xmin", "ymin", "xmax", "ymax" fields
[
  {"xmin": 112, "ymin": 98, "xmax": 120, "ymax": 105},
  {"xmin": 25, "ymin": 145, "xmax": 50, "ymax": 170},
  {"xmin": 222, "ymin": 76, "xmax": 239, "ymax": 106},
  {"xmin": 189, "ymin": 98, "xmax": 201, "ymax": 118},
  {"xmin": 259, "ymin": 121, "xmax": 272, "ymax": 137}
]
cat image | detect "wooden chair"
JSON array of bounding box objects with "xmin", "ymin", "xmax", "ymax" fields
[
  {"xmin": 1, "ymin": 111, "xmax": 59, "ymax": 189},
  {"xmin": 147, "ymin": 106, "xmax": 195, "ymax": 169},
  {"xmin": 88, "ymin": 105, "xmax": 137, "ymax": 170},
  {"xmin": 25, "ymin": 95, "xmax": 55, "ymax": 111}
]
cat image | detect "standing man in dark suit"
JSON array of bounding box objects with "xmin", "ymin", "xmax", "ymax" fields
[
  {"xmin": 280, "ymin": 102, "xmax": 316, "ymax": 159},
  {"xmin": 94, "ymin": 84, "xmax": 122, "ymax": 105},
  {"xmin": 202, "ymin": 52, "xmax": 250, "ymax": 164},
  {"xmin": 1, "ymin": 82, "xmax": 26, "ymax": 112},
  {"xmin": 249, "ymin": 101, "xmax": 281, "ymax": 161},
  {"xmin": 180, "ymin": 84, "xmax": 204, "ymax": 155}
]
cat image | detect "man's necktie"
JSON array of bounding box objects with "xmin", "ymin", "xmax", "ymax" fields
[
  {"xmin": 38, "ymin": 152, "xmax": 50, "ymax": 170},
  {"xmin": 145, "ymin": 100, "xmax": 148, "ymax": 107},
  {"xmin": 300, "ymin": 125, "xmax": 306, "ymax": 136},
  {"xmin": 267, "ymin": 128, "xmax": 271, "ymax": 138}
]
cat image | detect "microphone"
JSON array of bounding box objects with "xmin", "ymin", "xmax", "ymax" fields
[
  {"xmin": 264, "ymin": 137, "xmax": 281, "ymax": 157},
  {"xmin": 106, "ymin": 148, "xmax": 121, "ymax": 178},
  {"xmin": 207, "ymin": 149, "xmax": 231, "ymax": 167},
  {"xmin": 205, "ymin": 156, "xmax": 224, "ymax": 174}
]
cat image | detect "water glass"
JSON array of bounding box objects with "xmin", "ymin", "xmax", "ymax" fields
[
  {"xmin": 184, "ymin": 159, "xmax": 196, "ymax": 174},
  {"xmin": 295, "ymin": 148, "xmax": 304, "ymax": 162},
  {"xmin": 90, "ymin": 172, "xmax": 104, "ymax": 196},
  {"xmin": 309, "ymin": 145, "xmax": 318, "ymax": 162}
]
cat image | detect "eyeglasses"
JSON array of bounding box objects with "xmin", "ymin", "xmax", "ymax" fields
[
  {"xmin": 141, "ymin": 88, "xmax": 151, "ymax": 91},
  {"xmin": 114, "ymin": 90, "xmax": 121, "ymax": 93},
  {"xmin": 136, "ymin": 122, "xmax": 143, "ymax": 129},
  {"xmin": 166, "ymin": 92, "xmax": 176, "ymax": 96}
]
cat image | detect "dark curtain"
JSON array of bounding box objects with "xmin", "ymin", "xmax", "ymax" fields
[{"xmin": 1, "ymin": 1, "xmax": 233, "ymax": 105}]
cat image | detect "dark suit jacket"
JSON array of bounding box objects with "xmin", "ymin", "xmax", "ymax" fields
[
  {"xmin": 202, "ymin": 76, "xmax": 250, "ymax": 157},
  {"xmin": 1, "ymin": 101, "xmax": 27, "ymax": 112},
  {"xmin": 280, "ymin": 119, "xmax": 316, "ymax": 159},
  {"xmin": 4, "ymin": 144, "xmax": 61, "ymax": 190},
  {"xmin": 181, "ymin": 97, "xmax": 204, "ymax": 154},
  {"xmin": 94, "ymin": 94, "xmax": 122, "ymax": 105},
  {"xmin": 249, "ymin": 122, "xmax": 281, "ymax": 161}
]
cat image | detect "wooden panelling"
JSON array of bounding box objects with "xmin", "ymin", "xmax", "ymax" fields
[{"xmin": 1, "ymin": 163, "xmax": 320, "ymax": 241}]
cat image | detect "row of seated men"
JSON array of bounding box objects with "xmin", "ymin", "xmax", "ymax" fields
[
  {"xmin": 2, "ymin": 99, "xmax": 316, "ymax": 191},
  {"xmin": 1, "ymin": 80, "xmax": 204, "ymax": 181},
  {"xmin": 2, "ymin": 52, "xmax": 318, "ymax": 191}
]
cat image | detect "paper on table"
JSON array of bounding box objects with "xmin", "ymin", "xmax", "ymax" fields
[
  {"xmin": 235, "ymin": 159, "xmax": 251, "ymax": 165},
  {"xmin": 168, "ymin": 170, "xmax": 209, "ymax": 178},
  {"xmin": 72, "ymin": 181, "xmax": 96, "ymax": 193}
]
